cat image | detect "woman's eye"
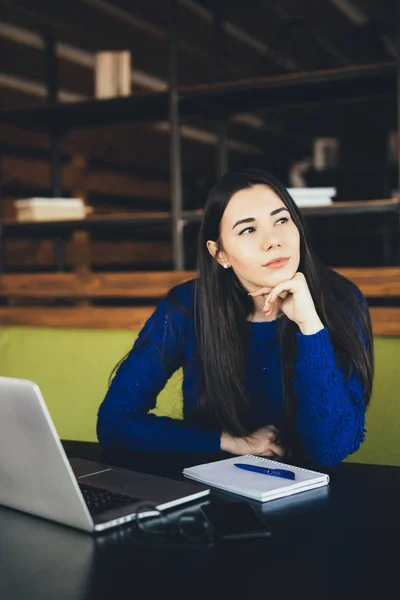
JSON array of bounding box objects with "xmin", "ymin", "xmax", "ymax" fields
[
  {"xmin": 239, "ymin": 227, "xmax": 255, "ymax": 235},
  {"xmin": 275, "ymin": 217, "xmax": 289, "ymax": 225}
]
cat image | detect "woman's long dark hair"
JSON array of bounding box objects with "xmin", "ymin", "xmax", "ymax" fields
[{"xmin": 194, "ymin": 168, "xmax": 374, "ymax": 455}]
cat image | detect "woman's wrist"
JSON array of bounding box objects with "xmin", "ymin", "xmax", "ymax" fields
[
  {"xmin": 220, "ymin": 431, "xmax": 233, "ymax": 452},
  {"xmin": 298, "ymin": 315, "xmax": 324, "ymax": 335}
]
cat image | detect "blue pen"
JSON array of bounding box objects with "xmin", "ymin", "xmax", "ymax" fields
[{"xmin": 234, "ymin": 463, "xmax": 295, "ymax": 480}]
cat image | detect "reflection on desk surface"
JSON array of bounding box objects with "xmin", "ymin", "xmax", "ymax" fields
[
  {"xmin": 0, "ymin": 506, "xmax": 95, "ymax": 600},
  {"xmin": 210, "ymin": 484, "xmax": 330, "ymax": 517},
  {"xmin": 0, "ymin": 497, "xmax": 214, "ymax": 599},
  {"xmin": 0, "ymin": 473, "xmax": 397, "ymax": 600}
]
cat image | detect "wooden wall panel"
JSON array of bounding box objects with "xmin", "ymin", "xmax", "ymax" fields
[
  {"xmin": 1, "ymin": 155, "xmax": 171, "ymax": 201},
  {"xmin": 2, "ymin": 268, "xmax": 400, "ymax": 299},
  {"xmin": 0, "ymin": 271, "xmax": 195, "ymax": 298},
  {"xmin": 0, "ymin": 306, "xmax": 155, "ymax": 330},
  {"xmin": 369, "ymin": 308, "xmax": 400, "ymax": 337},
  {"xmin": 334, "ymin": 267, "xmax": 400, "ymax": 297},
  {"xmin": 0, "ymin": 305, "xmax": 397, "ymax": 335},
  {"xmin": 3, "ymin": 239, "xmax": 173, "ymax": 268}
]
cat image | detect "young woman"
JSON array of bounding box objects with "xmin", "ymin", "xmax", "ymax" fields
[{"xmin": 97, "ymin": 169, "xmax": 374, "ymax": 466}]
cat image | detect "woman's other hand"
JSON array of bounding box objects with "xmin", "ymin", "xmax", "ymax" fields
[{"xmin": 221, "ymin": 424, "xmax": 284, "ymax": 457}]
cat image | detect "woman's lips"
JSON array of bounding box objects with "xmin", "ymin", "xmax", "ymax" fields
[{"xmin": 264, "ymin": 258, "xmax": 289, "ymax": 269}]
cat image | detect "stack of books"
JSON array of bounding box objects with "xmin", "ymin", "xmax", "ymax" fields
[
  {"xmin": 14, "ymin": 198, "xmax": 90, "ymax": 222},
  {"xmin": 287, "ymin": 187, "xmax": 336, "ymax": 208},
  {"xmin": 95, "ymin": 51, "xmax": 131, "ymax": 99}
]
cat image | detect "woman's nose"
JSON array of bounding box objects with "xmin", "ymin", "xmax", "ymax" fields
[{"xmin": 261, "ymin": 233, "xmax": 282, "ymax": 252}]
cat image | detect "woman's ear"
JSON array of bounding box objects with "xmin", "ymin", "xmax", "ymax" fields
[{"xmin": 206, "ymin": 240, "xmax": 229, "ymax": 267}]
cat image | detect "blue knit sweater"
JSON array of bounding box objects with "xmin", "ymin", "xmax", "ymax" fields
[{"xmin": 97, "ymin": 279, "xmax": 367, "ymax": 466}]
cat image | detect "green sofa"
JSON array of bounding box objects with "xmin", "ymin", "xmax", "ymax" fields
[{"xmin": 0, "ymin": 325, "xmax": 399, "ymax": 466}]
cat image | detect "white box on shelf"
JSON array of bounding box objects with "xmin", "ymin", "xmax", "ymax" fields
[
  {"xmin": 14, "ymin": 198, "xmax": 89, "ymax": 222},
  {"xmin": 15, "ymin": 198, "xmax": 85, "ymax": 208},
  {"xmin": 287, "ymin": 187, "xmax": 336, "ymax": 207}
]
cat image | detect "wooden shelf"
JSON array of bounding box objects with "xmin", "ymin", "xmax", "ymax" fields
[
  {"xmin": 0, "ymin": 210, "xmax": 204, "ymax": 233},
  {"xmin": 1, "ymin": 212, "xmax": 171, "ymax": 232},
  {"xmin": 0, "ymin": 91, "xmax": 169, "ymax": 130},
  {"xmin": 0, "ymin": 63, "xmax": 394, "ymax": 130},
  {"xmin": 299, "ymin": 198, "xmax": 400, "ymax": 217},
  {"xmin": 180, "ymin": 62, "xmax": 396, "ymax": 118},
  {"xmin": 1, "ymin": 200, "xmax": 398, "ymax": 234}
]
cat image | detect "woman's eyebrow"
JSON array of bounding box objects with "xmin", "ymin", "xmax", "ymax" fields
[
  {"xmin": 270, "ymin": 207, "xmax": 290, "ymax": 216},
  {"xmin": 232, "ymin": 217, "xmax": 254, "ymax": 230},
  {"xmin": 232, "ymin": 207, "xmax": 289, "ymax": 230}
]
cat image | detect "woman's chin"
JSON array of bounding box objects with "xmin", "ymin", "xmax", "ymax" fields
[
  {"xmin": 236, "ymin": 267, "xmax": 296, "ymax": 292},
  {"xmin": 259, "ymin": 268, "xmax": 296, "ymax": 288}
]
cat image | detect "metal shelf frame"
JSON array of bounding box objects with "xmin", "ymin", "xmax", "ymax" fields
[
  {"xmin": 0, "ymin": 1, "xmax": 399, "ymax": 273},
  {"xmin": 1, "ymin": 200, "xmax": 398, "ymax": 271}
]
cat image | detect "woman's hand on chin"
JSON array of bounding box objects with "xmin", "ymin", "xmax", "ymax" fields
[{"xmin": 249, "ymin": 272, "xmax": 324, "ymax": 335}]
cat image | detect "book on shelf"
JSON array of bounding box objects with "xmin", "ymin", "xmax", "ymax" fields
[
  {"xmin": 287, "ymin": 187, "xmax": 336, "ymax": 207},
  {"xmin": 14, "ymin": 198, "xmax": 91, "ymax": 222},
  {"xmin": 388, "ymin": 130, "xmax": 399, "ymax": 165},
  {"xmin": 313, "ymin": 137, "xmax": 340, "ymax": 171},
  {"xmin": 95, "ymin": 51, "xmax": 131, "ymax": 99}
]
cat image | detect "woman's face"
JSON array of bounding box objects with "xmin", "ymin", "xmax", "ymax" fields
[{"xmin": 208, "ymin": 184, "xmax": 301, "ymax": 292}]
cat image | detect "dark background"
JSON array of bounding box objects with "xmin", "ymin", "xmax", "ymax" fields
[{"xmin": 0, "ymin": 0, "xmax": 398, "ymax": 270}]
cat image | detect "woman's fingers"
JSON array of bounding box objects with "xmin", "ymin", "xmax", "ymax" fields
[
  {"xmin": 250, "ymin": 273, "xmax": 305, "ymax": 303},
  {"xmin": 248, "ymin": 287, "xmax": 272, "ymax": 298},
  {"xmin": 267, "ymin": 442, "xmax": 285, "ymax": 456},
  {"xmin": 263, "ymin": 295, "xmax": 284, "ymax": 315},
  {"xmin": 267, "ymin": 282, "xmax": 294, "ymax": 305},
  {"xmin": 267, "ymin": 424, "xmax": 279, "ymax": 434},
  {"xmin": 265, "ymin": 426, "xmax": 279, "ymax": 440},
  {"xmin": 267, "ymin": 273, "xmax": 306, "ymax": 304},
  {"xmin": 249, "ymin": 285, "xmax": 291, "ymax": 316}
]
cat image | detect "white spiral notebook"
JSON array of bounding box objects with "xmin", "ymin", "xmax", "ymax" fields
[{"xmin": 183, "ymin": 454, "xmax": 330, "ymax": 503}]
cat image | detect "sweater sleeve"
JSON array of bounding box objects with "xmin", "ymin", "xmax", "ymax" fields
[
  {"xmin": 96, "ymin": 292, "xmax": 221, "ymax": 452},
  {"xmin": 294, "ymin": 327, "xmax": 366, "ymax": 466}
]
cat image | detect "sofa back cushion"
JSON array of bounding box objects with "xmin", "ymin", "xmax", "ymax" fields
[
  {"xmin": 0, "ymin": 327, "xmax": 399, "ymax": 465},
  {"xmin": 0, "ymin": 326, "xmax": 183, "ymax": 443}
]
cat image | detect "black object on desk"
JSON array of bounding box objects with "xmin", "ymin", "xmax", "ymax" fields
[{"xmin": 1, "ymin": 441, "xmax": 399, "ymax": 600}]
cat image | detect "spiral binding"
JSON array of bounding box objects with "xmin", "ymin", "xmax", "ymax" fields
[{"xmin": 246, "ymin": 454, "xmax": 319, "ymax": 476}]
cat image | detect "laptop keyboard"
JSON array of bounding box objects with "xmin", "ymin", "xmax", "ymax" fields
[{"xmin": 79, "ymin": 483, "xmax": 140, "ymax": 516}]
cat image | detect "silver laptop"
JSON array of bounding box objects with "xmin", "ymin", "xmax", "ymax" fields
[{"xmin": 0, "ymin": 377, "xmax": 210, "ymax": 533}]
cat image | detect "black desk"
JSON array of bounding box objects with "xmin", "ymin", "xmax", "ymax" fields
[{"xmin": 1, "ymin": 442, "xmax": 399, "ymax": 600}]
